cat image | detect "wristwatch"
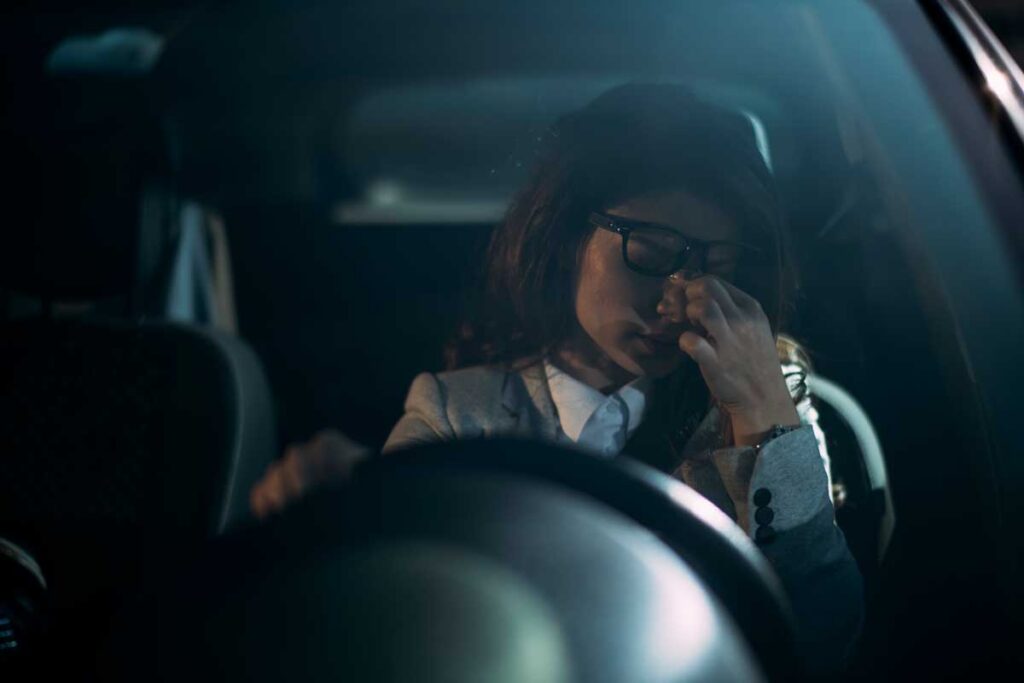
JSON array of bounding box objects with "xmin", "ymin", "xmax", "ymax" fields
[{"xmin": 751, "ymin": 423, "xmax": 802, "ymax": 454}]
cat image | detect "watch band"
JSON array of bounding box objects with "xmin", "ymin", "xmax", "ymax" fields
[{"xmin": 751, "ymin": 423, "xmax": 801, "ymax": 454}]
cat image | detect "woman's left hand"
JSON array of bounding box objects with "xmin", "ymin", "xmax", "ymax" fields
[{"xmin": 658, "ymin": 274, "xmax": 800, "ymax": 446}]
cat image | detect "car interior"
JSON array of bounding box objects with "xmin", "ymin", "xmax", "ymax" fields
[{"xmin": 2, "ymin": 1, "xmax": 1023, "ymax": 680}]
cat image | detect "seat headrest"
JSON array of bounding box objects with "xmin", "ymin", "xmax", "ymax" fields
[{"xmin": 0, "ymin": 77, "xmax": 171, "ymax": 300}]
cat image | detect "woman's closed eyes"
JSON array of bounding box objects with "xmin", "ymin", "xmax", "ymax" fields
[{"xmin": 589, "ymin": 211, "xmax": 753, "ymax": 278}]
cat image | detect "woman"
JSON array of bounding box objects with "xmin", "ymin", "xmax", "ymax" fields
[{"xmin": 251, "ymin": 83, "xmax": 863, "ymax": 674}]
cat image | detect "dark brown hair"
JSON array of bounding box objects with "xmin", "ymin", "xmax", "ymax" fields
[{"xmin": 446, "ymin": 83, "xmax": 802, "ymax": 464}]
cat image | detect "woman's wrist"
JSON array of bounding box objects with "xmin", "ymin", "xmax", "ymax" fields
[{"xmin": 729, "ymin": 403, "xmax": 801, "ymax": 448}]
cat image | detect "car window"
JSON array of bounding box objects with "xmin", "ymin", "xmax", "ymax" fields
[
  {"xmin": 337, "ymin": 77, "xmax": 775, "ymax": 224},
  {"xmin": 164, "ymin": 1, "xmax": 1022, "ymax": 531}
]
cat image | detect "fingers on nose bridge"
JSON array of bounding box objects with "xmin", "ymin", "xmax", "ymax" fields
[{"xmin": 655, "ymin": 277, "xmax": 685, "ymax": 316}]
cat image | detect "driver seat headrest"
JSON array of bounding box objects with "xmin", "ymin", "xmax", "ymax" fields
[{"xmin": 0, "ymin": 76, "xmax": 172, "ymax": 301}]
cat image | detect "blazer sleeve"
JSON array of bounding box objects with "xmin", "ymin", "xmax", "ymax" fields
[
  {"xmin": 382, "ymin": 372, "xmax": 456, "ymax": 453},
  {"xmin": 709, "ymin": 426, "xmax": 864, "ymax": 676}
]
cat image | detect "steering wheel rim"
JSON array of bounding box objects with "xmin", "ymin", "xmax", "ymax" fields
[
  {"xmin": 104, "ymin": 437, "xmax": 801, "ymax": 682},
  {"xmin": 357, "ymin": 438, "xmax": 801, "ymax": 681}
]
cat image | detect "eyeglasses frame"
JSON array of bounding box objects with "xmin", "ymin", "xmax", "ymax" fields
[{"xmin": 588, "ymin": 211, "xmax": 763, "ymax": 278}]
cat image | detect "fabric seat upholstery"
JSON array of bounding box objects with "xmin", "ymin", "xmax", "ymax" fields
[{"xmin": 0, "ymin": 318, "xmax": 276, "ymax": 625}]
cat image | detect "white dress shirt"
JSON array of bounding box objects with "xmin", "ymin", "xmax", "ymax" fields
[{"xmin": 543, "ymin": 359, "xmax": 653, "ymax": 457}]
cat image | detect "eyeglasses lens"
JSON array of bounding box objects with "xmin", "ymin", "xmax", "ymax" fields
[{"xmin": 625, "ymin": 227, "xmax": 742, "ymax": 277}]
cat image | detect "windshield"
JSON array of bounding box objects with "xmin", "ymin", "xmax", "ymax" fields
[{"xmin": 4, "ymin": 0, "xmax": 1024, "ymax": 679}]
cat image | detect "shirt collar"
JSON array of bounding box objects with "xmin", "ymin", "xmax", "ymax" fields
[{"xmin": 543, "ymin": 359, "xmax": 653, "ymax": 443}]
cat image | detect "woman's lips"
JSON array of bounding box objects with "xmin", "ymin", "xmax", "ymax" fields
[
  {"xmin": 643, "ymin": 332, "xmax": 680, "ymax": 344},
  {"xmin": 636, "ymin": 332, "xmax": 680, "ymax": 353}
]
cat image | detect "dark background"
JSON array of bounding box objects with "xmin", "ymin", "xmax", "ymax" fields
[{"xmin": 975, "ymin": 0, "xmax": 1024, "ymax": 64}]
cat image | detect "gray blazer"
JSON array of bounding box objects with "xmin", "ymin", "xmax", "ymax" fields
[{"xmin": 384, "ymin": 362, "xmax": 864, "ymax": 675}]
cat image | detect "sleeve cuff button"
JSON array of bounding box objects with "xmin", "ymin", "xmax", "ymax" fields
[
  {"xmin": 753, "ymin": 488, "xmax": 772, "ymax": 507},
  {"xmin": 754, "ymin": 506, "xmax": 775, "ymax": 525},
  {"xmin": 755, "ymin": 525, "xmax": 777, "ymax": 544}
]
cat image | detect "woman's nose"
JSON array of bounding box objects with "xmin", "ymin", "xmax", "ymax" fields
[{"xmin": 654, "ymin": 272, "xmax": 689, "ymax": 322}]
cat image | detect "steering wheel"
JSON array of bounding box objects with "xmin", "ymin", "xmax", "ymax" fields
[{"xmin": 103, "ymin": 438, "xmax": 800, "ymax": 682}]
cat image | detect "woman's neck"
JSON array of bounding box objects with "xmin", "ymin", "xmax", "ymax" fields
[{"xmin": 550, "ymin": 338, "xmax": 637, "ymax": 395}]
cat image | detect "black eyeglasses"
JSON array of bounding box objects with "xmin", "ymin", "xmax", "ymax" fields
[{"xmin": 588, "ymin": 211, "xmax": 762, "ymax": 278}]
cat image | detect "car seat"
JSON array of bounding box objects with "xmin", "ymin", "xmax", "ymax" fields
[{"xmin": 0, "ymin": 67, "xmax": 277, "ymax": 666}]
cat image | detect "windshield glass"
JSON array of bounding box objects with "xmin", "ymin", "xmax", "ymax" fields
[{"xmin": 5, "ymin": 0, "xmax": 1024, "ymax": 679}]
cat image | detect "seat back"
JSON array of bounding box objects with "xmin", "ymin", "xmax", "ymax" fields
[
  {"xmin": 0, "ymin": 318, "xmax": 275, "ymax": 614},
  {"xmin": 779, "ymin": 337, "xmax": 892, "ymax": 582},
  {"xmin": 0, "ymin": 319, "xmax": 274, "ymax": 537},
  {"xmin": 0, "ymin": 67, "xmax": 278, "ymax": 662},
  {"xmin": 808, "ymin": 374, "xmax": 893, "ymax": 578}
]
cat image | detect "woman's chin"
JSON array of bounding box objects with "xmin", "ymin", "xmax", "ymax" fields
[{"xmin": 635, "ymin": 356, "xmax": 682, "ymax": 379}]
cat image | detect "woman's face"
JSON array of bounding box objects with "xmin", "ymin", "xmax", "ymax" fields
[{"xmin": 572, "ymin": 189, "xmax": 741, "ymax": 382}]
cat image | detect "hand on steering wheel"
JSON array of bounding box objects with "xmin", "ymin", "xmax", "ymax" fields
[{"xmin": 249, "ymin": 430, "xmax": 369, "ymax": 519}]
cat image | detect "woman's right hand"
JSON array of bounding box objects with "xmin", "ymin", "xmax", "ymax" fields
[{"xmin": 249, "ymin": 430, "xmax": 370, "ymax": 520}]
